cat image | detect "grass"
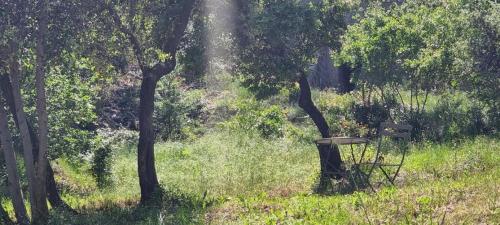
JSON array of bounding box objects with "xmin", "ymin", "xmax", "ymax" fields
[
  {"xmin": 1, "ymin": 85, "xmax": 498, "ymax": 224},
  {"xmin": 206, "ymin": 137, "xmax": 499, "ymax": 224},
  {"xmin": 111, "ymin": 129, "xmax": 318, "ymax": 199},
  {"xmin": 31, "ymin": 133, "xmax": 498, "ymax": 224}
]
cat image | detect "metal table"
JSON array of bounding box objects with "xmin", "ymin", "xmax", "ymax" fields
[{"xmin": 315, "ymin": 136, "xmax": 373, "ymax": 190}]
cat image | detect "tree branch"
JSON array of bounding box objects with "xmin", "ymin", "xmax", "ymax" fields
[
  {"xmin": 106, "ymin": 2, "xmax": 148, "ymax": 73},
  {"xmin": 392, "ymin": 83, "xmax": 406, "ymax": 113},
  {"xmin": 151, "ymin": 0, "xmax": 197, "ymax": 81},
  {"xmin": 161, "ymin": 0, "xmax": 197, "ymax": 55},
  {"xmin": 298, "ymin": 72, "xmax": 330, "ymax": 138}
]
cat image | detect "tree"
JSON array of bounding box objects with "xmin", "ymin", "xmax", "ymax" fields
[
  {"xmin": 338, "ymin": 1, "xmax": 465, "ymax": 136},
  {"xmin": 464, "ymin": 0, "xmax": 499, "ymax": 128},
  {"xmin": 0, "ymin": 0, "xmax": 78, "ymax": 221},
  {"xmin": 0, "ymin": 64, "xmax": 73, "ymax": 212},
  {"xmin": 234, "ymin": 0, "xmax": 347, "ymax": 182},
  {"xmin": 7, "ymin": 35, "xmax": 38, "ymax": 225},
  {"xmin": 0, "ymin": 95, "xmax": 29, "ymax": 225},
  {"xmin": 104, "ymin": 0, "xmax": 198, "ymax": 203},
  {"xmin": 31, "ymin": 0, "xmax": 50, "ymax": 221}
]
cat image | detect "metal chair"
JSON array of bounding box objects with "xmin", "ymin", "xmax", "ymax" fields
[
  {"xmin": 365, "ymin": 121, "xmax": 412, "ymax": 187},
  {"xmin": 314, "ymin": 121, "xmax": 411, "ymax": 192}
]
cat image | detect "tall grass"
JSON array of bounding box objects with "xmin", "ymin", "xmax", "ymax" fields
[{"xmin": 112, "ymin": 129, "xmax": 319, "ymax": 199}]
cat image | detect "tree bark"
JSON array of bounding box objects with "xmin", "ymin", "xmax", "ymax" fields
[
  {"xmin": 8, "ymin": 53, "xmax": 37, "ymax": 220},
  {"xmin": 0, "ymin": 75, "xmax": 73, "ymax": 211},
  {"xmin": 137, "ymin": 75, "xmax": 160, "ymax": 203},
  {"xmin": 106, "ymin": 0, "xmax": 197, "ymax": 204},
  {"xmin": 32, "ymin": 0, "xmax": 50, "ymax": 221},
  {"xmin": 0, "ymin": 99, "xmax": 29, "ymax": 225},
  {"xmin": 298, "ymin": 74, "xmax": 344, "ymax": 180}
]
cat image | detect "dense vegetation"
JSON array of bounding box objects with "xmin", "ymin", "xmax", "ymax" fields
[{"xmin": 0, "ymin": 0, "xmax": 498, "ymax": 224}]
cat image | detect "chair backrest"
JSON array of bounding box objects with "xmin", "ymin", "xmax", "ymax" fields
[{"xmin": 378, "ymin": 122, "xmax": 412, "ymax": 141}]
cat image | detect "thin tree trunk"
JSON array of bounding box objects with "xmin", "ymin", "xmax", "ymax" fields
[
  {"xmin": 32, "ymin": 0, "xmax": 50, "ymax": 221},
  {"xmin": 0, "ymin": 75, "xmax": 73, "ymax": 211},
  {"xmin": 297, "ymin": 74, "xmax": 344, "ymax": 180},
  {"xmin": 137, "ymin": 75, "xmax": 160, "ymax": 203},
  {"xmin": 8, "ymin": 54, "xmax": 37, "ymax": 220},
  {"xmin": 0, "ymin": 100, "xmax": 29, "ymax": 225}
]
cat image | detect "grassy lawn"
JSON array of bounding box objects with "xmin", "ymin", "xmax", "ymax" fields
[
  {"xmin": 207, "ymin": 137, "xmax": 499, "ymax": 224},
  {"xmin": 35, "ymin": 134, "xmax": 499, "ymax": 224}
]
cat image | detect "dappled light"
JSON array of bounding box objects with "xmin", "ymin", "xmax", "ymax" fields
[{"xmin": 0, "ymin": 0, "xmax": 498, "ymax": 224}]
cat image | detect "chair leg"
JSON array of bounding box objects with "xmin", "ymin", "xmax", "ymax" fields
[
  {"xmin": 379, "ymin": 166, "xmax": 395, "ymax": 186},
  {"xmin": 353, "ymin": 165, "xmax": 375, "ymax": 192}
]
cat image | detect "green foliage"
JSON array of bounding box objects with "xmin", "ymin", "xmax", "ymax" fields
[
  {"xmin": 10, "ymin": 51, "xmax": 99, "ymax": 161},
  {"xmin": 91, "ymin": 143, "xmax": 113, "ymax": 188},
  {"xmin": 154, "ymin": 76, "xmax": 205, "ymax": 141},
  {"xmin": 352, "ymin": 99, "xmax": 390, "ymax": 133},
  {"xmin": 236, "ymin": 0, "xmax": 346, "ymax": 98},
  {"xmin": 338, "ymin": 1, "xmax": 498, "ymax": 137},
  {"xmin": 422, "ymin": 93, "xmax": 494, "ymax": 141},
  {"xmin": 339, "ymin": 1, "xmax": 464, "ymax": 90},
  {"xmin": 177, "ymin": 5, "xmax": 208, "ymax": 85},
  {"xmin": 45, "ymin": 59, "xmax": 99, "ymax": 159},
  {"xmin": 222, "ymin": 99, "xmax": 286, "ymax": 138},
  {"xmin": 461, "ymin": 1, "xmax": 499, "ymax": 121},
  {"xmin": 314, "ymin": 91, "xmax": 365, "ymax": 136},
  {"xmin": 98, "ymin": 128, "xmax": 139, "ymax": 151},
  {"xmin": 257, "ymin": 106, "xmax": 286, "ymax": 138}
]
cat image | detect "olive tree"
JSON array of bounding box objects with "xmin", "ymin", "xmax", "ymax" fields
[
  {"xmin": 102, "ymin": 0, "xmax": 198, "ymax": 203},
  {"xmin": 338, "ymin": 1, "xmax": 466, "ymax": 136},
  {"xmin": 234, "ymin": 0, "xmax": 348, "ymax": 182}
]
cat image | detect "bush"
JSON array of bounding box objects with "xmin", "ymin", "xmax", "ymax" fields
[
  {"xmin": 222, "ymin": 99, "xmax": 286, "ymax": 138},
  {"xmin": 314, "ymin": 91, "xmax": 368, "ymax": 137},
  {"xmin": 422, "ymin": 94, "xmax": 492, "ymax": 141},
  {"xmin": 97, "ymin": 128, "xmax": 139, "ymax": 150},
  {"xmin": 154, "ymin": 76, "xmax": 205, "ymax": 141},
  {"xmin": 45, "ymin": 68, "xmax": 98, "ymax": 160},
  {"xmin": 91, "ymin": 143, "xmax": 113, "ymax": 188},
  {"xmin": 90, "ymin": 129, "xmax": 139, "ymax": 187},
  {"xmin": 257, "ymin": 106, "xmax": 285, "ymax": 138},
  {"xmin": 352, "ymin": 99, "xmax": 391, "ymax": 135}
]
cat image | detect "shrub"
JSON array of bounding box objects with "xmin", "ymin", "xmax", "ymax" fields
[
  {"xmin": 352, "ymin": 99, "xmax": 391, "ymax": 135},
  {"xmin": 97, "ymin": 128, "xmax": 139, "ymax": 151},
  {"xmin": 257, "ymin": 106, "xmax": 285, "ymax": 138},
  {"xmin": 314, "ymin": 91, "xmax": 367, "ymax": 137},
  {"xmin": 422, "ymin": 94, "xmax": 492, "ymax": 141},
  {"xmin": 154, "ymin": 76, "xmax": 205, "ymax": 141},
  {"xmin": 91, "ymin": 143, "xmax": 113, "ymax": 188},
  {"xmin": 222, "ymin": 99, "xmax": 286, "ymax": 138}
]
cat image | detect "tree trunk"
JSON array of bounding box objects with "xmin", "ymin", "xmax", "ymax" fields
[
  {"xmin": 137, "ymin": 75, "xmax": 160, "ymax": 203},
  {"xmin": 32, "ymin": 0, "xmax": 50, "ymax": 221},
  {"xmin": 298, "ymin": 74, "xmax": 344, "ymax": 180},
  {"xmin": 8, "ymin": 54, "xmax": 37, "ymax": 220},
  {"xmin": 0, "ymin": 100, "xmax": 29, "ymax": 225},
  {"xmin": 105, "ymin": 0, "xmax": 196, "ymax": 204},
  {"xmin": 0, "ymin": 75, "xmax": 73, "ymax": 211},
  {"xmin": 46, "ymin": 165, "xmax": 72, "ymax": 210}
]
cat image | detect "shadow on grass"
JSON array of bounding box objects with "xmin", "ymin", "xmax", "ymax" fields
[
  {"xmin": 312, "ymin": 169, "xmax": 373, "ymax": 196},
  {"xmin": 48, "ymin": 190, "xmax": 211, "ymax": 225}
]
